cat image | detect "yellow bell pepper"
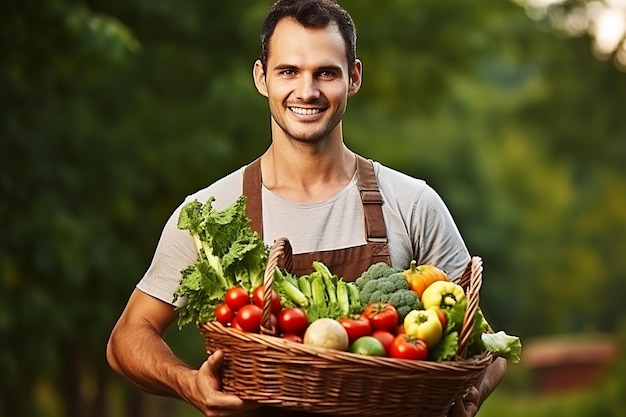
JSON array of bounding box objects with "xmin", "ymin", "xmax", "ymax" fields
[
  {"xmin": 403, "ymin": 309, "xmax": 443, "ymax": 349},
  {"xmin": 421, "ymin": 280, "xmax": 465, "ymax": 310}
]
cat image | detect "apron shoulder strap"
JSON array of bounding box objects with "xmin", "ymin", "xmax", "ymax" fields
[
  {"xmin": 355, "ymin": 155, "xmax": 388, "ymax": 243},
  {"xmin": 243, "ymin": 157, "xmax": 263, "ymax": 238}
]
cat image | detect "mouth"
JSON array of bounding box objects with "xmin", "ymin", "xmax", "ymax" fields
[{"xmin": 288, "ymin": 106, "xmax": 324, "ymax": 116}]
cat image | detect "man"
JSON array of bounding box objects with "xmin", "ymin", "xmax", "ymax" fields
[{"xmin": 106, "ymin": 1, "xmax": 507, "ymax": 416}]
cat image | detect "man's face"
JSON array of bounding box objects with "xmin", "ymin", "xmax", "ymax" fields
[{"xmin": 254, "ymin": 17, "xmax": 361, "ymax": 145}]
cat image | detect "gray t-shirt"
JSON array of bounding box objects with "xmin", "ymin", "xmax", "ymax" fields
[{"xmin": 137, "ymin": 161, "xmax": 470, "ymax": 306}]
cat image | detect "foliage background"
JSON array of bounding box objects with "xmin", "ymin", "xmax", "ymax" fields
[{"xmin": 1, "ymin": 0, "xmax": 625, "ymax": 416}]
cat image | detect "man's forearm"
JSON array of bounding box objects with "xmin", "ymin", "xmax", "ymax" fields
[
  {"xmin": 106, "ymin": 318, "xmax": 193, "ymax": 398},
  {"xmin": 478, "ymin": 357, "xmax": 508, "ymax": 406}
]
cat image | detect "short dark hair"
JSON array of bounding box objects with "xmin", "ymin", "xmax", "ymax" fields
[{"xmin": 259, "ymin": 0, "xmax": 357, "ymax": 72}]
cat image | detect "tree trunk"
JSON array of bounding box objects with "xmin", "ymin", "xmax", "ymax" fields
[
  {"xmin": 61, "ymin": 345, "xmax": 84, "ymax": 417},
  {"xmin": 91, "ymin": 368, "xmax": 109, "ymax": 417}
]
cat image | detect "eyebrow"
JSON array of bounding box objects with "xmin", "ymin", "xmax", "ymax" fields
[{"xmin": 272, "ymin": 63, "xmax": 344, "ymax": 75}]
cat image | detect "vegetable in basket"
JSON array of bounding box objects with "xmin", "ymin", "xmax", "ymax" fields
[
  {"xmin": 402, "ymin": 260, "xmax": 449, "ymax": 297},
  {"xmin": 363, "ymin": 302, "xmax": 399, "ymax": 332},
  {"xmin": 349, "ymin": 336, "xmax": 386, "ymax": 356},
  {"xmin": 389, "ymin": 334, "xmax": 428, "ymax": 360},
  {"xmin": 465, "ymin": 307, "xmax": 523, "ymax": 363},
  {"xmin": 273, "ymin": 264, "xmax": 362, "ymax": 323},
  {"xmin": 303, "ymin": 318, "xmax": 349, "ymax": 350},
  {"xmin": 339, "ymin": 315, "xmax": 372, "ymax": 344},
  {"xmin": 172, "ymin": 196, "xmax": 269, "ymax": 328},
  {"xmin": 481, "ymin": 331, "xmax": 523, "ymax": 363},
  {"xmin": 404, "ymin": 309, "xmax": 443, "ymax": 349},
  {"xmin": 421, "ymin": 280, "xmax": 465, "ymax": 310},
  {"xmin": 355, "ymin": 262, "xmax": 422, "ymax": 321},
  {"xmin": 427, "ymin": 298, "xmax": 467, "ymax": 361}
]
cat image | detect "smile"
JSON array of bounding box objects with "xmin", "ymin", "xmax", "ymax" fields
[{"xmin": 289, "ymin": 107, "xmax": 323, "ymax": 116}]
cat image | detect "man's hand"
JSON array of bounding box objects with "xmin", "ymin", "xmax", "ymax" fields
[
  {"xmin": 447, "ymin": 357, "xmax": 507, "ymax": 417},
  {"xmin": 183, "ymin": 350, "xmax": 260, "ymax": 417},
  {"xmin": 447, "ymin": 386, "xmax": 480, "ymax": 417}
]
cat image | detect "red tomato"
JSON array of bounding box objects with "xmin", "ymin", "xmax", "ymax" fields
[
  {"xmin": 252, "ymin": 285, "xmax": 282, "ymax": 314},
  {"xmin": 339, "ymin": 315, "xmax": 372, "ymax": 344},
  {"xmin": 214, "ymin": 303, "xmax": 234, "ymax": 326},
  {"xmin": 282, "ymin": 333, "xmax": 303, "ymax": 343},
  {"xmin": 278, "ymin": 307, "xmax": 308, "ymax": 335},
  {"xmin": 225, "ymin": 286, "xmax": 250, "ymax": 312},
  {"xmin": 371, "ymin": 329, "xmax": 395, "ymax": 355},
  {"xmin": 389, "ymin": 334, "xmax": 428, "ymax": 360},
  {"xmin": 235, "ymin": 304, "xmax": 262, "ymax": 333},
  {"xmin": 363, "ymin": 303, "xmax": 399, "ymax": 332},
  {"xmin": 230, "ymin": 317, "xmax": 243, "ymax": 331}
]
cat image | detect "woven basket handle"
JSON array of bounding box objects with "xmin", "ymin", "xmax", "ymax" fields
[
  {"xmin": 260, "ymin": 237, "xmax": 292, "ymax": 336},
  {"xmin": 456, "ymin": 256, "xmax": 483, "ymax": 358}
]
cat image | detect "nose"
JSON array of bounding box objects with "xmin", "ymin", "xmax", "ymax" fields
[{"xmin": 295, "ymin": 73, "xmax": 320, "ymax": 102}]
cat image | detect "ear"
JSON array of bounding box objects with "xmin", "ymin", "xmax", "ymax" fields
[
  {"xmin": 347, "ymin": 59, "xmax": 363, "ymax": 97},
  {"xmin": 253, "ymin": 59, "xmax": 268, "ymax": 98}
]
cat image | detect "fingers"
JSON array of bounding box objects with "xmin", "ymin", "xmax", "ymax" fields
[
  {"xmin": 464, "ymin": 386, "xmax": 480, "ymax": 405},
  {"xmin": 193, "ymin": 350, "xmax": 253, "ymax": 416},
  {"xmin": 201, "ymin": 350, "xmax": 225, "ymax": 391},
  {"xmin": 447, "ymin": 387, "xmax": 479, "ymax": 417}
]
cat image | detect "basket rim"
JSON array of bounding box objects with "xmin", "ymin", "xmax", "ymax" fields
[{"xmin": 200, "ymin": 320, "xmax": 493, "ymax": 371}]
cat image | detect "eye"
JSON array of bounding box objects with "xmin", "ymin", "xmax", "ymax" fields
[
  {"xmin": 318, "ymin": 68, "xmax": 342, "ymax": 80},
  {"xmin": 280, "ymin": 69, "xmax": 296, "ymax": 76}
]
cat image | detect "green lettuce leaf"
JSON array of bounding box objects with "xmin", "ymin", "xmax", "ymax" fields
[{"xmin": 481, "ymin": 331, "xmax": 523, "ymax": 363}]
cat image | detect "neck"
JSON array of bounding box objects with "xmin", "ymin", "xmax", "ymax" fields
[{"xmin": 260, "ymin": 144, "xmax": 356, "ymax": 204}]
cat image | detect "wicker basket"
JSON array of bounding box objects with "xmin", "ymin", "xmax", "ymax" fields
[{"xmin": 199, "ymin": 237, "xmax": 492, "ymax": 417}]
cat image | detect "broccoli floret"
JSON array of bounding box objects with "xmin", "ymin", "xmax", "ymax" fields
[
  {"xmin": 387, "ymin": 289, "xmax": 422, "ymax": 321},
  {"xmin": 364, "ymin": 290, "xmax": 386, "ymax": 305},
  {"xmin": 355, "ymin": 262, "xmax": 401, "ymax": 291},
  {"xmin": 375, "ymin": 273, "xmax": 409, "ymax": 294},
  {"xmin": 359, "ymin": 279, "xmax": 378, "ymax": 301},
  {"xmin": 359, "ymin": 280, "xmax": 378, "ymax": 306},
  {"xmin": 359, "ymin": 272, "xmax": 410, "ymax": 307}
]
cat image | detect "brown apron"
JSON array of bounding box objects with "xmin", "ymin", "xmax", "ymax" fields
[{"xmin": 241, "ymin": 155, "xmax": 392, "ymax": 417}]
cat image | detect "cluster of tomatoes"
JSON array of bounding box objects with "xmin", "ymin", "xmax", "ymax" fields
[
  {"xmin": 340, "ymin": 302, "xmax": 436, "ymax": 360},
  {"xmin": 214, "ymin": 285, "xmax": 309, "ymax": 342}
]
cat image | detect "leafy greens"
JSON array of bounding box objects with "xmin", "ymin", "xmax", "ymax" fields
[{"xmin": 172, "ymin": 196, "xmax": 268, "ymax": 329}]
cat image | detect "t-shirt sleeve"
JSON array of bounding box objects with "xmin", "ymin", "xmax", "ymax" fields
[
  {"xmin": 136, "ymin": 167, "xmax": 245, "ymax": 306},
  {"xmin": 136, "ymin": 205, "xmax": 198, "ymax": 306},
  {"xmin": 412, "ymin": 185, "xmax": 470, "ymax": 282}
]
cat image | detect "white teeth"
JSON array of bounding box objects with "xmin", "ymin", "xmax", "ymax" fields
[{"xmin": 290, "ymin": 107, "xmax": 322, "ymax": 115}]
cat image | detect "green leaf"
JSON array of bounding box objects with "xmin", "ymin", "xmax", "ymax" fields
[
  {"xmin": 431, "ymin": 331, "xmax": 459, "ymax": 361},
  {"xmin": 481, "ymin": 331, "xmax": 523, "ymax": 363}
]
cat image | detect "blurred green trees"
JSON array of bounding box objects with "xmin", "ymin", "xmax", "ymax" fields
[{"xmin": 1, "ymin": 0, "xmax": 625, "ymax": 416}]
